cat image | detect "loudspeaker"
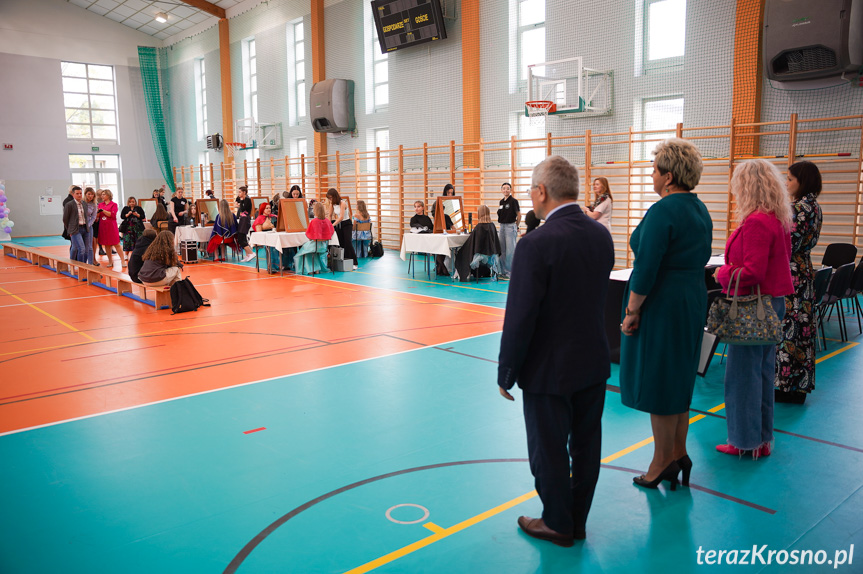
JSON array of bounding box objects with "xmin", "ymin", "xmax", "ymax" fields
[
  {"xmin": 764, "ymin": 0, "xmax": 863, "ymax": 81},
  {"xmin": 310, "ymin": 79, "xmax": 356, "ymax": 133}
]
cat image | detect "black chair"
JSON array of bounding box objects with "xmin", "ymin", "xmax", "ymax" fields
[
  {"xmin": 821, "ymin": 243, "xmax": 858, "ymax": 269},
  {"xmin": 811, "ymin": 266, "xmax": 834, "ymax": 351},
  {"xmin": 816, "ymin": 262, "xmax": 856, "ymax": 343},
  {"xmin": 839, "ymin": 257, "xmax": 863, "ymax": 335}
]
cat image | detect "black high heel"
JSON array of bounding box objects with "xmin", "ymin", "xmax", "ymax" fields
[
  {"xmin": 677, "ymin": 455, "xmax": 692, "ymax": 487},
  {"xmin": 633, "ymin": 461, "xmax": 680, "ymax": 491}
]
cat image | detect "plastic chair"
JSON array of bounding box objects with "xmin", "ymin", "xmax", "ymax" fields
[
  {"xmin": 353, "ymin": 221, "xmax": 372, "ymax": 258},
  {"xmin": 816, "ymin": 262, "xmax": 855, "ymax": 343},
  {"xmin": 821, "ymin": 243, "xmax": 858, "ymax": 269},
  {"xmin": 811, "ymin": 266, "xmax": 834, "ymax": 351},
  {"xmin": 839, "ymin": 257, "xmax": 863, "ymax": 335}
]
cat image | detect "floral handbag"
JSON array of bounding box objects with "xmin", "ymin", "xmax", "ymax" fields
[{"xmin": 706, "ymin": 268, "xmax": 782, "ymax": 346}]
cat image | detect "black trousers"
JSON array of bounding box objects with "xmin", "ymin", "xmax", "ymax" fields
[
  {"xmin": 335, "ymin": 220, "xmax": 357, "ymax": 261},
  {"xmin": 522, "ymin": 382, "xmax": 605, "ymax": 535}
]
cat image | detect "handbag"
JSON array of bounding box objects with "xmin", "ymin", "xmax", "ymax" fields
[
  {"xmin": 706, "ymin": 268, "xmax": 782, "ymax": 345},
  {"xmin": 119, "ymin": 219, "xmax": 130, "ymax": 234}
]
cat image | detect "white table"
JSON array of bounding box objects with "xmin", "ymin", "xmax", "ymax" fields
[
  {"xmin": 249, "ymin": 231, "xmax": 338, "ymax": 274},
  {"xmin": 175, "ymin": 225, "xmax": 214, "ymax": 260},
  {"xmin": 399, "ymin": 233, "xmax": 470, "ymax": 279}
]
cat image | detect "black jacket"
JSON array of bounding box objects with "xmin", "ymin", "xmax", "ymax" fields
[
  {"xmin": 497, "ymin": 204, "xmax": 614, "ymax": 395},
  {"xmin": 455, "ymin": 222, "xmax": 500, "ymax": 281},
  {"xmin": 128, "ymin": 235, "xmax": 155, "ymax": 284}
]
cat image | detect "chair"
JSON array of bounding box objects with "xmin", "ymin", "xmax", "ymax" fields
[
  {"xmin": 294, "ymin": 240, "xmax": 332, "ymax": 276},
  {"xmin": 821, "ymin": 243, "xmax": 858, "ymax": 269},
  {"xmin": 839, "ymin": 257, "xmax": 863, "ymax": 335},
  {"xmin": 353, "ymin": 221, "xmax": 372, "ymax": 258},
  {"xmin": 811, "ymin": 266, "xmax": 834, "ymax": 351},
  {"xmin": 816, "ymin": 262, "xmax": 855, "ymax": 343},
  {"xmin": 157, "ymin": 221, "xmax": 170, "ymax": 231}
]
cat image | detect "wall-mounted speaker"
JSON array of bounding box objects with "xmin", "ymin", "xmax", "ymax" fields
[
  {"xmin": 310, "ymin": 79, "xmax": 356, "ymax": 133},
  {"xmin": 763, "ymin": 0, "xmax": 863, "ymax": 82}
]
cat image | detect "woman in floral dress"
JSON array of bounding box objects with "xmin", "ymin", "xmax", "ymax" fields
[{"xmin": 775, "ymin": 161, "xmax": 823, "ymax": 405}]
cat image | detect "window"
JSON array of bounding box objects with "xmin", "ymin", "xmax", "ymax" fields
[
  {"xmin": 293, "ymin": 22, "xmax": 306, "ymax": 120},
  {"xmin": 198, "ymin": 151, "xmax": 212, "ymax": 186},
  {"xmin": 290, "ymin": 138, "xmax": 307, "ymax": 178},
  {"xmin": 69, "ymin": 154, "xmax": 122, "ymax": 202},
  {"xmin": 518, "ymin": 0, "xmax": 545, "ymax": 83},
  {"xmin": 243, "ymin": 38, "xmax": 258, "ymax": 122},
  {"xmin": 370, "ymin": 128, "xmax": 392, "ymax": 215},
  {"xmin": 364, "ymin": 3, "xmax": 388, "ymax": 112},
  {"xmin": 641, "ymin": 0, "xmax": 686, "ymax": 71},
  {"xmin": 639, "ymin": 97, "xmax": 684, "ymax": 200},
  {"xmin": 195, "ymin": 58, "xmax": 208, "ymax": 141},
  {"xmin": 61, "ymin": 62, "xmax": 118, "ymax": 142},
  {"xmin": 512, "ymin": 113, "xmax": 546, "ymax": 168}
]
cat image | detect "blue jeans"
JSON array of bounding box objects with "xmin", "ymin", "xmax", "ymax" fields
[
  {"xmin": 723, "ymin": 296, "xmax": 786, "ymax": 450},
  {"xmin": 69, "ymin": 228, "xmax": 89, "ymax": 263},
  {"xmin": 499, "ymin": 222, "xmax": 517, "ymax": 276}
]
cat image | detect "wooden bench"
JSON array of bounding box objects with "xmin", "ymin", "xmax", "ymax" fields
[{"xmin": 2, "ymin": 243, "xmax": 172, "ymax": 310}]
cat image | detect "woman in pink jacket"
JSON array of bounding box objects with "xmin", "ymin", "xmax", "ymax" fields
[{"xmin": 715, "ymin": 159, "xmax": 793, "ymax": 458}]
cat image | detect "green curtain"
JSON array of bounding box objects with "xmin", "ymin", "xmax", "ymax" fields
[{"xmin": 138, "ymin": 46, "xmax": 176, "ymax": 193}]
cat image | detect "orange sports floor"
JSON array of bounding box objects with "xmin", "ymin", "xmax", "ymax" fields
[{"xmin": 0, "ymin": 243, "xmax": 503, "ymax": 434}]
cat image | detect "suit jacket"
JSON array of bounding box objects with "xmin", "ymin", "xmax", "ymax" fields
[
  {"xmin": 62, "ymin": 199, "xmax": 85, "ymax": 236},
  {"xmin": 498, "ymin": 203, "xmax": 614, "ymax": 395}
]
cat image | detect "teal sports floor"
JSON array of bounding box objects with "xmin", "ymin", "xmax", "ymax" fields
[{"xmin": 1, "ymin": 237, "xmax": 861, "ymax": 573}]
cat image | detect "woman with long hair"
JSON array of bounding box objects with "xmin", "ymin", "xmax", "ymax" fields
[
  {"xmin": 83, "ymin": 188, "xmax": 99, "ymax": 266},
  {"xmin": 97, "ymin": 189, "xmax": 126, "ymax": 268},
  {"xmin": 121, "ymin": 196, "xmax": 146, "ymax": 254},
  {"xmin": 586, "ymin": 177, "xmax": 613, "ymax": 232},
  {"xmin": 150, "ymin": 201, "xmax": 170, "ymax": 230},
  {"xmin": 138, "ymin": 231, "xmax": 183, "ymax": 287},
  {"xmin": 352, "ymin": 200, "xmax": 372, "ymax": 258},
  {"xmin": 715, "ymin": 159, "xmax": 793, "ymax": 457},
  {"xmin": 208, "ymin": 199, "xmax": 239, "ymax": 261},
  {"xmin": 234, "ymin": 186, "xmax": 256, "ymax": 262},
  {"xmin": 619, "ymin": 139, "xmax": 713, "ymax": 490},
  {"xmin": 454, "ymin": 204, "xmax": 502, "ymax": 281},
  {"xmin": 775, "ymin": 161, "xmax": 823, "ymax": 404},
  {"xmin": 253, "ymin": 203, "xmax": 280, "ymax": 273},
  {"xmin": 289, "ymin": 185, "xmax": 303, "ymax": 199},
  {"xmin": 326, "ymin": 188, "xmax": 357, "ymax": 266}
]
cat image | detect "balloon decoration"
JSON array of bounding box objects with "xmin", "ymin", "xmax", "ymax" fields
[{"xmin": 0, "ymin": 180, "xmax": 12, "ymax": 238}]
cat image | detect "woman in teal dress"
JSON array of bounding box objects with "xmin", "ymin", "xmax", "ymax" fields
[{"xmin": 620, "ymin": 138, "xmax": 713, "ymax": 491}]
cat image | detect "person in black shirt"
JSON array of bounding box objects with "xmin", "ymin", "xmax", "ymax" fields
[
  {"xmin": 234, "ymin": 185, "xmax": 256, "ymax": 262},
  {"xmin": 169, "ymin": 186, "xmax": 189, "ymax": 233},
  {"xmin": 497, "ymin": 182, "xmax": 520, "ymax": 279},
  {"xmin": 128, "ymin": 228, "xmax": 157, "ymax": 284},
  {"xmin": 410, "ymin": 201, "xmax": 433, "ymax": 231}
]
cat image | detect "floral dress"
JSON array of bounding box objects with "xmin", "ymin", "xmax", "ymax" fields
[{"xmin": 775, "ymin": 194, "xmax": 822, "ymax": 393}]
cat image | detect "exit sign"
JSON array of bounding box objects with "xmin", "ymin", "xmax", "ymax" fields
[
  {"xmin": 91, "ymin": 146, "xmax": 99, "ymax": 152},
  {"xmin": 3, "ymin": 144, "xmax": 12, "ymax": 150}
]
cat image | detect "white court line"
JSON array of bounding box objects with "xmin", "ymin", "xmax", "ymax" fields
[
  {"xmin": 0, "ymin": 278, "xmax": 69, "ymax": 285},
  {"xmin": 0, "ymin": 331, "xmax": 499, "ymax": 437},
  {"xmin": 0, "ymin": 293, "xmax": 114, "ymax": 309}
]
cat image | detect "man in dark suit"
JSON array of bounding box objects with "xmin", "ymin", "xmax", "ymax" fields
[{"xmin": 498, "ymin": 155, "xmax": 614, "ymax": 546}]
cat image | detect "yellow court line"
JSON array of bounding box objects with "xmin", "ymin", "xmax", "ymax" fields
[
  {"xmin": 0, "ymin": 286, "xmax": 96, "ymax": 342},
  {"xmin": 816, "ymin": 342, "xmax": 858, "ymax": 363},
  {"xmin": 422, "ymin": 522, "xmax": 445, "ymax": 534}
]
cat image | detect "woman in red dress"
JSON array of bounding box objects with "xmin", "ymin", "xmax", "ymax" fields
[{"xmin": 98, "ymin": 189, "xmax": 126, "ymax": 268}]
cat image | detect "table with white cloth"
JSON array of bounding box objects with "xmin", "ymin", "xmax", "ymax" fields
[
  {"xmin": 175, "ymin": 225, "xmax": 214, "ymax": 259},
  {"xmin": 249, "ymin": 231, "xmax": 338, "ymax": 275},
  {"xmin": 399, "ymin": 232, "xmax": 470, "ymax": 280}
]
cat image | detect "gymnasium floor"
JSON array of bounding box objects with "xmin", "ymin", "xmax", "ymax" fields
[{"xmin": 0, "ymin": 237, "xmax": 861, "ymax": 574}]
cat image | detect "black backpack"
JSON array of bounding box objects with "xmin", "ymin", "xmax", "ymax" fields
[
  {"xmin": 369, "ymin": 240, "xmax": 384, "ymax": 258},
  {"xmin": 170, "ymin": 277, "xmax": 210, "ymax": 314}
]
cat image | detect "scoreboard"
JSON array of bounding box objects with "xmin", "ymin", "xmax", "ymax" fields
[{"xmin": 372, "ymin": 0, "xmax": 448, "ymax": 53}]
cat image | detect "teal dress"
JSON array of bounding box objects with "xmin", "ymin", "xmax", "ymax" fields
[{"xmin": 619, "ymin": 193, "xmax": 713, "ymax": 415}]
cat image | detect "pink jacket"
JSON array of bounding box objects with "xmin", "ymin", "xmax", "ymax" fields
[
  {"xmin": 306, "ymin": 217, "xmax": 334, "ymax": 241},
  {"xmin": 717, "ymin": 211, "xmax": 793, "ymax": 297}
]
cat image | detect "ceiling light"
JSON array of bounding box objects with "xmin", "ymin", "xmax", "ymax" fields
[{"xmin": 155, "ymin": 12, "xmax": 168, "ymax": 23}]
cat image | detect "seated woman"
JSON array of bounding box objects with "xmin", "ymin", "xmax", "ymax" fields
[
  {"xmin": 410, "ymin": 201, "xmax": 433, "ymax": 232},
  {"xmin": 150, "ymin": 201, "xmax": 170, "ymax": 231},
  {"xmin": 352, "ymin": 200, "xmax": 372, "ymax": 258},
  {"xmin": 293, "ymin": 202, "xmax": 335, "ymax": 274},
  {"xmin": 253, "ymin": 203, "xmax": 281, "ymax": 274},
  {"xmin": 128, "ymin": 229, "xmax": 158, "ymax": 284},
  {"xmin": 138, "ymin": 230, "xmax": 184, "ymax": 288},
  {"xmin": 455, "ymin": 204, "xmax": 502, "ymax": 282},
  {"xmin": 207, "ymin": 199, "xmax": 240, "ymax": 261}
]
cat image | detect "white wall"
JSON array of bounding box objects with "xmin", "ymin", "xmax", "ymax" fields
[{"xmin": 0, "ymin": 0, "xmax": 164, "ymax": 237}]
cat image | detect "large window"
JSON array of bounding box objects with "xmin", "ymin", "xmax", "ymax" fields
[
  {"xmin": 364, "ymin": 3, "xmax": 389, "ymax": 112},
  {"xmin": 293, "ymin": 21, "xmax": 306, "ymax": 120},
  {"xmin": 243, "ymin": 38, "xmax": 258, "ymax": 122},
  {"xmin": 195, "ymin": 58, "xmax": 208, "ymax": 141},
  {"xmin": 61, "ymin": 62, "xmax": 118, "ymax": 142},
  {"xmin": 518, "ymin": 0, "xmax": 545, "ymax": 83},
  {"xmin": 290, "ymin": 137, "xmax": 307, "ymax": 178},
  {"xmin": 643, "ymin": 0, "xmax": 686, "ymax": 69},
  {"xmin": 69, "ymin": 154, "xmax": 122, "ymax": 201}
]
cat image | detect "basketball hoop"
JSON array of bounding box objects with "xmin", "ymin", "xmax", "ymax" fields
[{"xmin": 526, "ymin": 100, "xmax": 556, "ymax": 125}]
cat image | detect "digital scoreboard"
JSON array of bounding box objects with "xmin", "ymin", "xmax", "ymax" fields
[{"xmin": 372, "ymin": 0, "xmax": 448, "ymax": 53}]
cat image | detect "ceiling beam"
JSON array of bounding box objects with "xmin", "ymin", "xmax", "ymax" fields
[{"xmin": 181, "ymin": 0, "xmax": 226, "ymax": 19}]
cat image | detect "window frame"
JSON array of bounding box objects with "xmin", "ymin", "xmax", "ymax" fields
[
  {"xmin": 243, "ymin": 38, "xmax": 258, "ymax": 122},
  {"xmin": 516, "ymin": 0, "xmax": 546, "ymax": 87},
  {"xmin": 642, "ymin": 0, "xmax": 686, "ymax": 72},
  {"xmin": 68, "ymin": 153, "xmax": 123, "ymax": 203},
  {"xmin": 195, "ymin": 57, "xmax": 208, "ymax": 141},
  {"xmin": 61, "ymin": 61, "xmax": 119, "ymax": 143},
  {"xmin": 293, "ymin": 21, "xmax": 306, "ymax": 121}
]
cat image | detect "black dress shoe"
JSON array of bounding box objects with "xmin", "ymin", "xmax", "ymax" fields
[{"xmin": 517, "ymin": 516, "xmax": 574, "ymax": 547}]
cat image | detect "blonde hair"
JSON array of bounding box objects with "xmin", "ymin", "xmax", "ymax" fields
[
  {"xmin": 652, "ymin": 138, "xmax": 703, "ymax": 191},
  {"xmin": 731, "ymin": 159, "xmax": 793, "ymax": 231},
  {"xmin": 218, "ymin": 199, "xmax": 235, "ymax": 225},
  {"xmin": 101, "ymin": 189, "xmax": 113, "ymax": 201},
  {"xmin": 313, "ymin": 202, "xmax": 326, "ymax": 219},
  {"xmin": 356, "ymin": 199, "xmax": 370, "ymax": 219},
  {"xmin": 477, "ymin": 204, "xmax": 492, "ymax": 224}
]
